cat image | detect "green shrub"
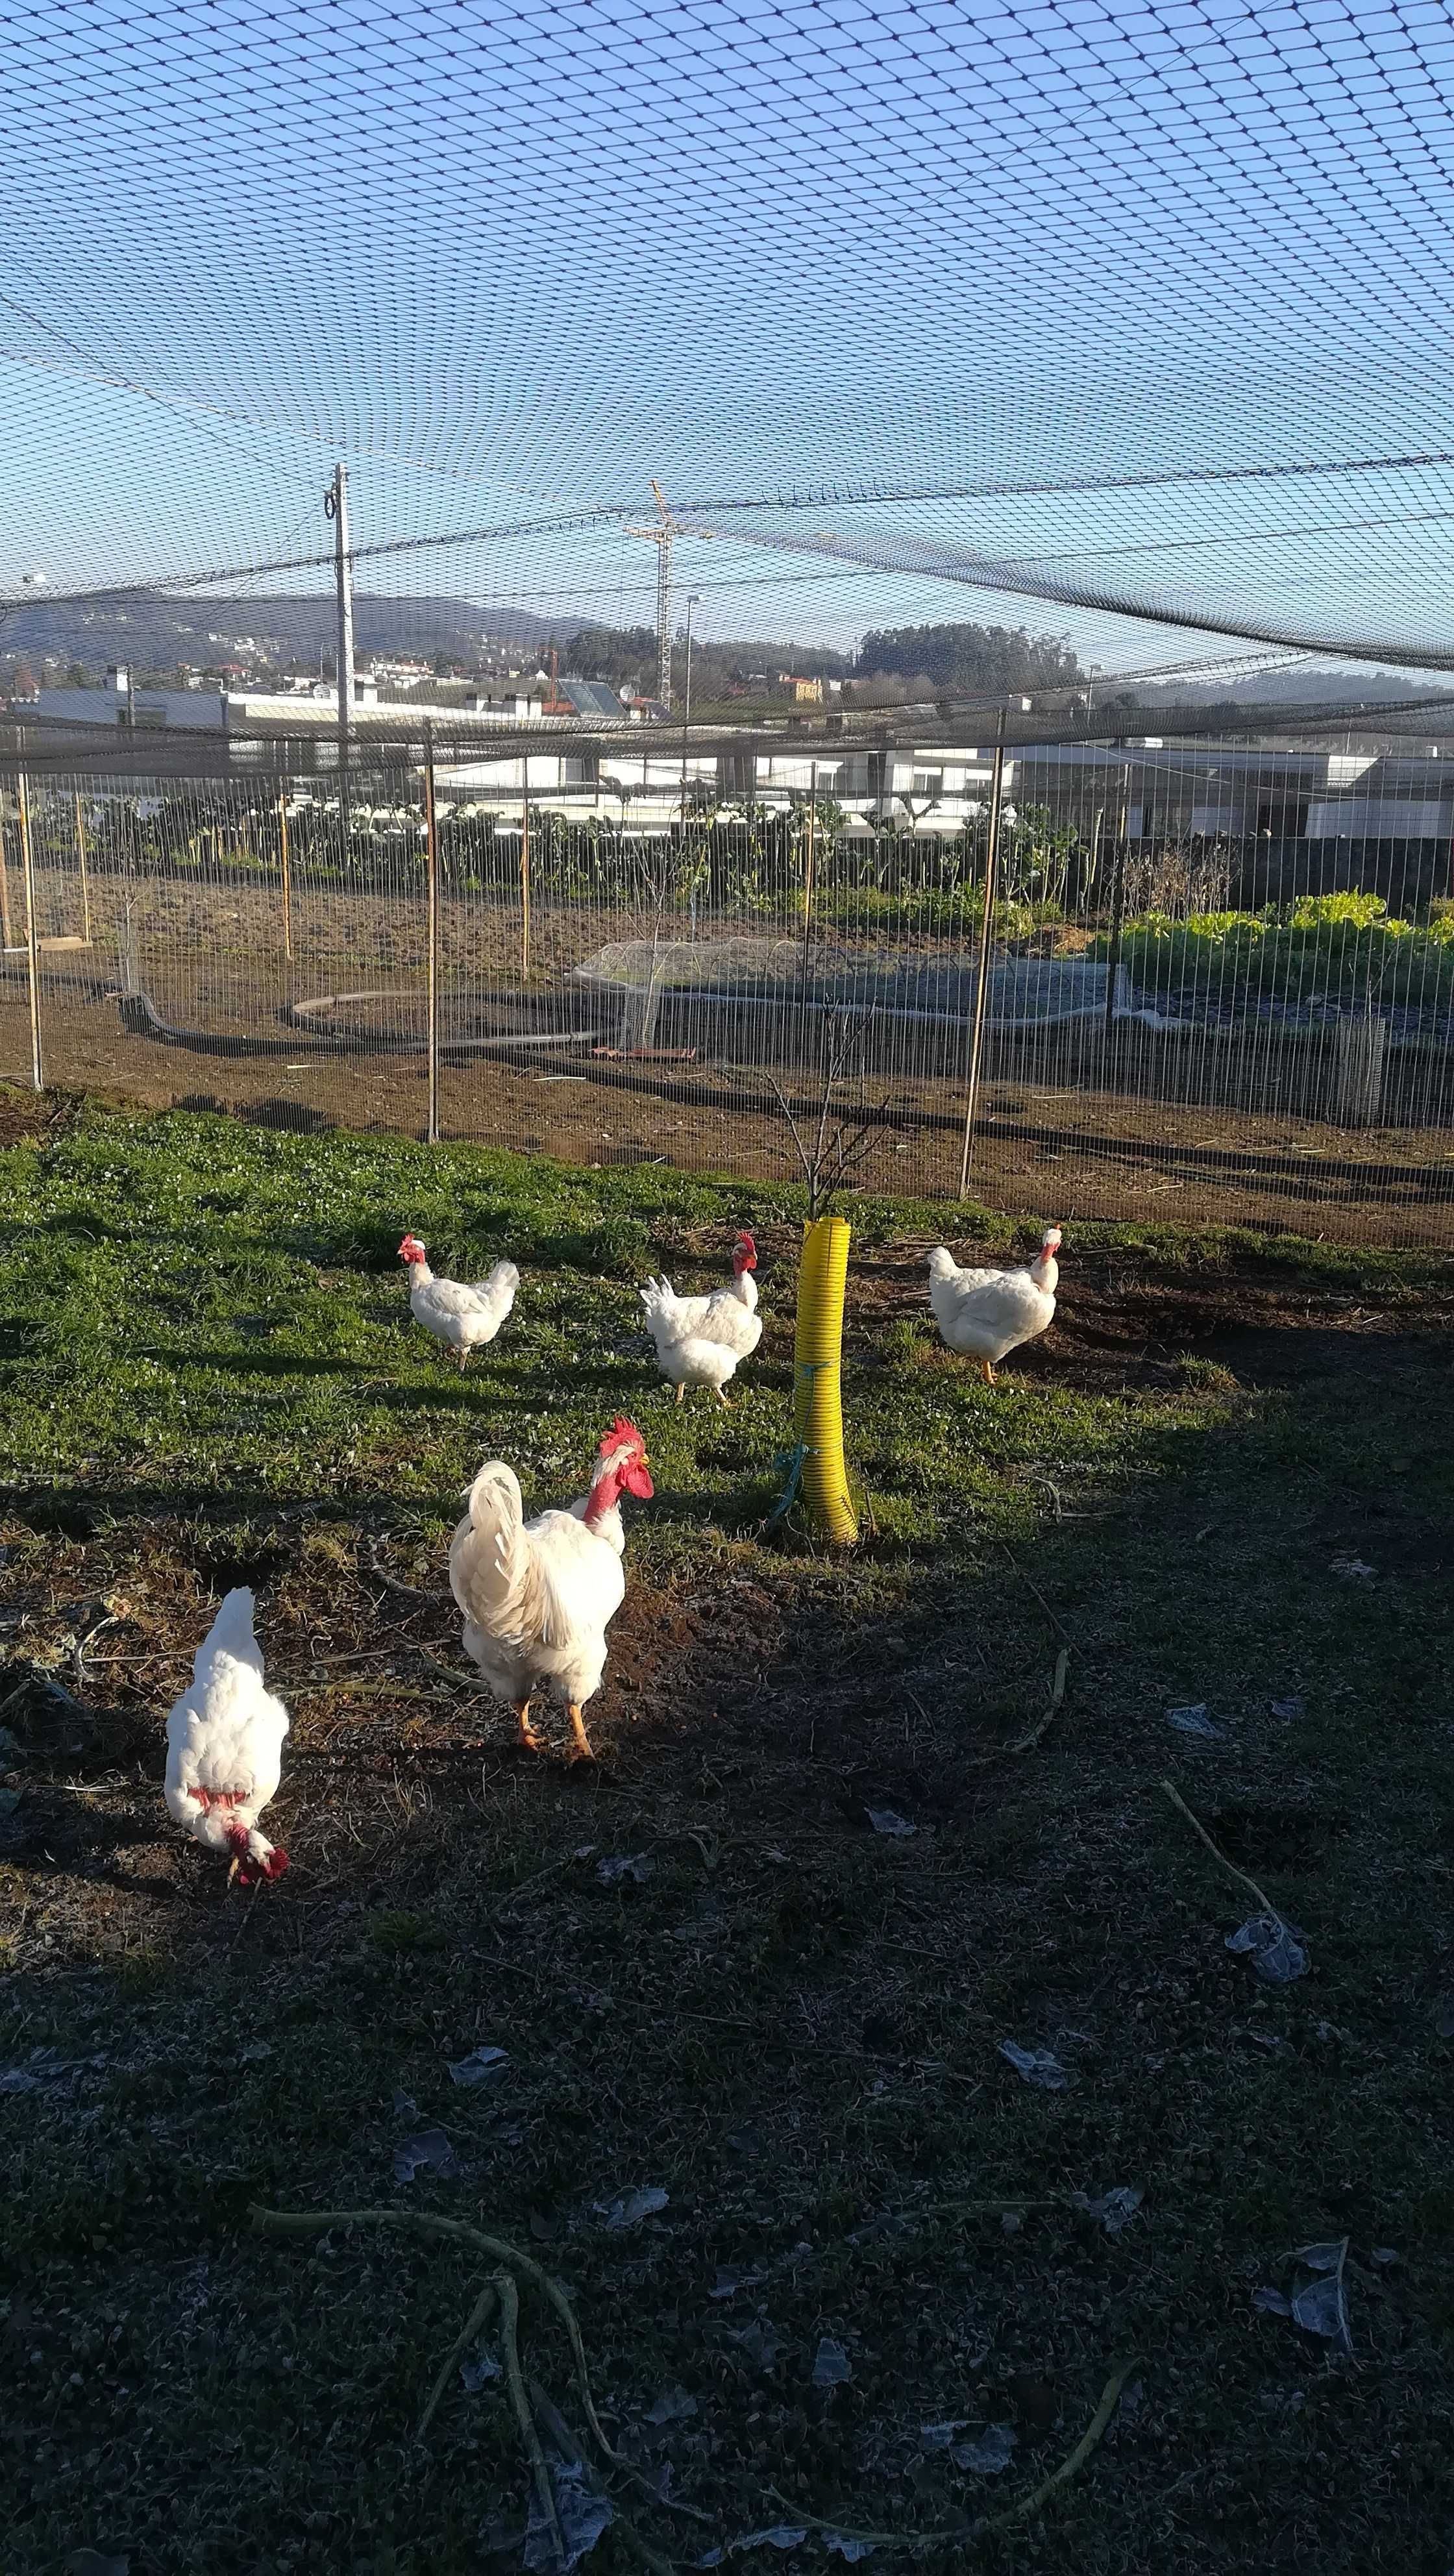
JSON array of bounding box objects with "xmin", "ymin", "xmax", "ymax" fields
[{"xmin": 1095, "ymin": 893, "xmax": 1454, "ymax": 1010}]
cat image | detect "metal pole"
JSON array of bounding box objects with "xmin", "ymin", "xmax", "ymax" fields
[
  {"xmin": 325, "ymin": 464, "xmax": 354, "ymax": 826},
  {"xmin": 519, "ymin": 765, "xmax": 532, "ymax": 980},
  {"xmin": 17, "ymin": 772, "xmax": 43, "ymax": 1090},
  {"xmin": 1103, "ymin": 760, "xmax": 1131, "ymax": 1046},
  {"xmin": 424, "ymin": 724, "xmax": 440, "ymax": 1145},
  {"xmin": 278, "ymin": 790, "xmax": 293, "ymax": 961},
  {"xmin": 957, "ymin": 708, "xmax": 1007, "ymax": 1197}
]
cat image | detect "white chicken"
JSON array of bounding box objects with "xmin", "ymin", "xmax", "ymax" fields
[
  {"xmin": 927, "ymin": 1225, "xmax": 1063, "ymax": 1382},
  {"xmin": 398, "ymin": 1233, "xmax": 519, "ymax": 1367},
  {"xmin": 449, "ymin": 1416, "xmax": 654, "ymax": 1762},
  {"xmin": 639, "ymin": 1231, "xmax": 763, "ymax": 1406},
  {"xmin": 164, "ymin": 1589, "xmax": 290, "ymax": 1885}
]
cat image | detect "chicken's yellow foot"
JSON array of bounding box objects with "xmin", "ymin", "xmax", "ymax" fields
[
  {"xmin": 567, "ymin": 1702, "xmax": 595, "ymax": 1762},
  {"xmin": 515, "ymin": 1700, "xmax": 541, "ymax": 1751}
]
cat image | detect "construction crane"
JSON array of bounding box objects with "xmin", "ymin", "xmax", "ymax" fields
[{"xmin": 626, "ymin": 482, "xmax": 715, "ymax": 708}]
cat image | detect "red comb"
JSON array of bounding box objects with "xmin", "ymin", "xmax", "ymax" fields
[{"xmin": 600, "ymin": 1415, "xmax": 645, "ymax": 1455}]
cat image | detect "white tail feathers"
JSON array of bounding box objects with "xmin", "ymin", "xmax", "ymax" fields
[
  {"xmin": 194, "ymin": 1586, "xmax": 263, "ymax": 1681},
  {"xmin": 639, "ymin": 1276, "xmax": 680, "ymax": 1348},
  {"xmin": 474, "ymin": 1258, "xmax": 520, "ymax": 1304},
  {"xmin": 451, "ymin": 1460, "xmax": 558, "ymax": 1652}
]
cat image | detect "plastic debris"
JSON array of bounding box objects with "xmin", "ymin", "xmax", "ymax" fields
[
  {"xmin": 1166, "ymin": 1705, "xmax": 1221, "ymax": 1739},
  {"xmin": 1226, "ymin": 1914, "xmax": 1309, "ymax": 1983},
  {"xmin": 951, "ymin": 2424, "xmax": 1018, "ymax": 2475},
  {"xmin": 646, "ymin": 2386, "xmax": 698, "ymax": 2424},
  {"xmin": 811, "ymin": 2337, "xmax": 853, "ymax": 2387},
  {"xmin": 824, "ymin": 2538, "xmax": 876, "ymax": 2562},
  {"xmin": 919, "ymin": 2421, "xmax": 969, "ymax": 2451},
  {"xmin": 392, "ymin": 2129, "xmax": 458, "ymax": 2183},
  {"xmin": 999, "ymin": 2040, "xmax": 1070, "ymax": 2090},
  {"xmin": 711, "ymin": 2266, "xmax": 766, "ymax": 2300},
  {"xmin": 1270, "ymin": 1698, "xmax": 1306, "ymax": 1720},
  {"xmin": 865, "ymin": 1807, "xmax": 917, "ymax": 1836},
  {"xmin": 597, "ymin": 2185, "xmax": 669, "ymax": 2231},
  {"xmin": 1259, "ymin": 2241, "xmax": 1353, "ymax": 2351},
  {"xmin": 0, "ymin": 2065, "xmax": 43, "ymax": 2094},
  {"xmin": 523, "ymin": 2457, "xmax": 615, "ymax": 2571},
  {"xmin": 1329, "ymin": 1556, "xmax": 1375, "ymax": 1579},
  {"xmin": 1292, "ymin": 2270, "xmax": 1352, "ymax": 2350},
  {"xmin": 448, "ymin": 2044, "xmax": 510, "ymax": 2087},
  {"xmin": 1071, "ymin": 2185, "xmax": 1144, "ymax": 2236},
  {"xmin": 461, "ymin": 2345, "xmax": 502, "ymax": 2391},
  {"xmin": 727, "ymin": 2317, "xmax": 782, "ymax": 2370},
  {"xmin": 597, "ymin": 1853, "xmax": 652, "ymax": 1885},
  {"xmin": 733, "ymin": 2530, "xmax": 808, "ymax": 2553},
  {"xmin": 1371, "ymin": 2246, "xmax": 1399, "ymax": 2266}
]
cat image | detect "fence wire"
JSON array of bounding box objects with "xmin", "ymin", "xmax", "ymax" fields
[{"xmin": 3, "ymin": 732, "xmax": 1451, "ymax": 1245}]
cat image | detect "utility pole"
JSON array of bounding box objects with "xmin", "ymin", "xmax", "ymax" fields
[{"xmin": 325, "ymin": 464, "xmax": 354, "ymax": 816}]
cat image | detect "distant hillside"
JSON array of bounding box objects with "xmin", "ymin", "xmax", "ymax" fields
[{"xmin": 0, "ymin": 592, "xmax": 562, "ymax": 675}]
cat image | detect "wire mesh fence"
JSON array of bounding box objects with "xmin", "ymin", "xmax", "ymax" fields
[{"xmin": 3, "ymin": 732, "xmax": 1452, "ymax": 1243}]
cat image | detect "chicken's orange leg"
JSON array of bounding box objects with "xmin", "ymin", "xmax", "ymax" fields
[
  {"xmin": 674, "ymin": 1381, "xmax": 685, "ymax": 1406},
  {"xmin": 980, "ymin": 1358, "xmax": 996, "ymax": 1385},
  {"xmin": 567, "ymin": 1702, "xmax": 595, "ymax": 1762},
  {"xmin": 715, "ymin": 1387, "xmax": 732, "ymax": 1408},
  {"xmin": 514, "ymin": 1698, "xmax": 541, "ymax": 1751}
]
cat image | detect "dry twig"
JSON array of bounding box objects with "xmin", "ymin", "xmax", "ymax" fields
[
  {"xmin": 1161, "ymin": 1778, "xmax": 1277, "ymax": 1917},
  {"xmin": 1007, "ymin": 1647, "xmax": 1070, "ymax": 1754},
  {"xmin": 770, "ymin": 2355, "xmax": 1140, "ymax": 2551}
]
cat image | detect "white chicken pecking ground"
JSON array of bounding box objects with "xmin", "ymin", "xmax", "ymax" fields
[
  {"xmin": 164, "ymin": 1588, "xmax": 291, "ymax": 1886},
  {"xmin": 398, "ymin": 1233, "xmax": 519, "ymax": 1367},
  {"xmin": 639, "ymin": 1231, "xmax": 763, "ymax": 1407},
  {"xmin": 926, "ymin": 1224, "xmax": 1063, "ymax": 1381},
  {"xmin": 449, "ymin": 1415, "xmax": 654, "ymax": 1762}
]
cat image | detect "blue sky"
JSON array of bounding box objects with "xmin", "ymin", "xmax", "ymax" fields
[{"xmin": 7, "ymin": 0, "xmax": 1454, "ymax": 671}]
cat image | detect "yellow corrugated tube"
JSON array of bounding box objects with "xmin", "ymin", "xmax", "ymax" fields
[{"xmin": 793, "ymin": 1215, "xmax": 859, "ymax": 1544}]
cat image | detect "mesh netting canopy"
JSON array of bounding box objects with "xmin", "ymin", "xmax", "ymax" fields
[{"xmin": 8, "ymin": 2, "xmax": 1454, "ymax": 676}]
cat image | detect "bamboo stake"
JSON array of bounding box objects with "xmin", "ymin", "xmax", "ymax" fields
[
  {"xmin": 17, "ymin": 773, "xmax": 43, "ymax": 1089},
  {"xmin": 957, "ymin": 706, "xmax": 1007, "ymax": 1197},
  {"xmin": 425, "ymin": 724, "xmax": 441, "ymax": 1144},
  {"xmin": 521, "ymin": 776, "xmax": 532, "ymax": 980},
  {"xmin": 0, "ymin": 796, "xmax": 14, "ymax": 950},
  {"xmin": 278, "ymin": 791, "xmax": 293, "ymax": 961},
  {"xmin": 73, "ymin": 791, "xmax": 92, "ymax": 944}
]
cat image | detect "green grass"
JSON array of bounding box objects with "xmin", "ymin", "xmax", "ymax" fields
[{"xmin": 2, "ymin": 1093, "xmax": 1453, "ymax": 2575}]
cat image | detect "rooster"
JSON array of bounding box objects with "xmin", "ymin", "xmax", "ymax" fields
[
  {"xmin": 449, "ymin": 1417, "xmax": 653, "ymax": 1762},
  {"xmin": 164, "ymin": 1589, "xmax": 290, "ymax": 1886},
  {"xmin": 399, "ymin": 1233, "xmax": 519, "ymax": 1367},
  {"xmin": 639, "ymin": 1231, "xmax": 762, "ymax": 1406},
  {"xmin": 927, "ymin": 1226, "xmax": 1062, "ymax": 1382}
]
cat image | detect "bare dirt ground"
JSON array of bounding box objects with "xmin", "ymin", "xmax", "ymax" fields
[{"xmin": 3, "ymin": 865, "xmax": 1453, "ymax": 1244}]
